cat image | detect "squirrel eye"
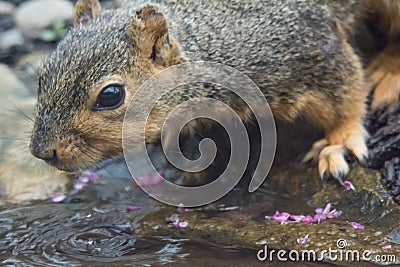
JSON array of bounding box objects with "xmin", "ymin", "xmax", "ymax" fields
[{"xmin": 93, "ymin": 84, "xmax": 125, "ymax": 111}]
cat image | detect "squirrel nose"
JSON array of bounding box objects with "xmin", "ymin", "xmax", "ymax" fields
[{"xmin": 30, "ymin": 141, "xmax": 58, "ymax": 164}]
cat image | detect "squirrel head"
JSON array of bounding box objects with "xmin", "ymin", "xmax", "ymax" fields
[{"xmin": 30, "ymin": 0, "xmax": 185, "ymax": 172}]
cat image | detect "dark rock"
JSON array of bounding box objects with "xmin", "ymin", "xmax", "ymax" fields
[{"xmin": 366, "ymin": 106, "xmax": 400, "ymax": 204}]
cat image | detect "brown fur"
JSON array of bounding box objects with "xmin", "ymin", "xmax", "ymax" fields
[
  {"xmin": 29, "ymin": 0, "xmax": 399, "ymax": 183},
  {"xmin": 74, "ymin": 0, "xmax": 102, "ymax": 25},
  {"xmin": 361, "ymin": 0, "xmax": 400, "ymax": 109}
]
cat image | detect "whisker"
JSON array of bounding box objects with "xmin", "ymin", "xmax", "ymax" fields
[
  {"xmin": 0, "ymin": 94, "xmax": 34, "ymax": 123},
  {"xmin": 4, "ymin": 146, "xmax": 29, "ymax": 156},
  {"xmin": 20, "ymin": 156, "xmax": 35, "ymax": 170},
  {"xmin": 21, "ymin": 62, "xmax": 39, "ymax": 81},
  {"xmin": 83, "ymin": 146, "xmax": 129, "ymax": 178},
  {"xmin": 0, "ymin": 137, "xmax": 27, "ymax": 141}
]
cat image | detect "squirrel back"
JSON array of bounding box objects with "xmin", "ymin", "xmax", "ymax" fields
[{"xmin": 39, "ymin": 0, "xmax": 360, "ymax": 110}]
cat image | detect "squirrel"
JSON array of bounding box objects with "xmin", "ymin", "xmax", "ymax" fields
[{"xmin": 29, "ymin": 0, "xmax": 400, "ymax": 184}]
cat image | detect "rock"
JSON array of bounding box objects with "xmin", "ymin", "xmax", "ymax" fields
[
  {"xmin": 0, "ymin": 145, "xmax": 69, "ymax": 204},
  {"xmin": 0, "ymin": 63, "xmax": 30, "ymax": 98},
  {"xmin": 0, "ymin": 1, "xmax": 15, "ymax": 15},
  {"xmin": 15, "ymin": 0, "xmax": 74, "ymax": 38},
  {"xmin": 366, "ymin": 106, "xmax": 400, "ymax": 204},
  {"xmin": 0, "ymin": 1, "xmax": 15, "ymax": 32},
  {"xmin": 0, "ymin": 29, "xmax": 24, "ymax": 51},
  {"xmin": 137, "ymin": 192, "xmax": 400, "ymax": 265},
  {"xmin": 366, "ymin": 107, "xmax": 400, "ymax": 169}
]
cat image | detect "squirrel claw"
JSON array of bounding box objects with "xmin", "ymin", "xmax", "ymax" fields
[
  {"xmin": 302, "ymin": 138, "xmax": 329, "ymax": 165},
  {"xmin": 319, "ymin": 170, "xmax": 345, "ymax": 185},
  {"xmin": 319, "ymin": 168, "xmax": 346, "ymax": 185},
  {"xmin": 333, "ymin": 172, "xmax": 345, "ymax": 185},
  {"xmin": 319, "ymin": 170, "xmax": 328, "ymax": 184},
  {"xmin": 317, "ymin": 144, "xmax": 350, "ymax": 184}
]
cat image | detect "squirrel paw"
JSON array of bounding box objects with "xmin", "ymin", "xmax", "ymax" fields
[
  {"xmin": 305, "ymin": 123, "xmax": 368, "ymax": 184},
  {"xmin": 368, "ymin": 49, "xmax": 400, "ymax": 111}
]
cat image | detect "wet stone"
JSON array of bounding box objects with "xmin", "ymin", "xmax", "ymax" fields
[{"xmin": 388, "ymin": 227, "xmax": 400, "ymax": 245}]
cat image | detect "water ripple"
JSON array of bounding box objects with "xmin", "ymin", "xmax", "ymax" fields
[{"xmin": 0, "ymin": 203, "xmax": 184, "ymax": 266}]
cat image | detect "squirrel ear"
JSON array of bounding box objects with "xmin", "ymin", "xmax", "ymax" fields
[
  {"xmin": 130, "ymin": 5, "xmax": 171, "ymax": 64},
  {"xmin": 74, "ymin": 0, "xmax": 102, "ymax": 26}
]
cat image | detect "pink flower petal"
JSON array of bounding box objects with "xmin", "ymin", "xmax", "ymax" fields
[
  {"xmin": 272, "ymin": 211, "xmax": 291, "ymax": 222},
  {"xmin": 178, "ymin": 203, "xmax": 185, "ymax": 214},
  {"xmin": 290, "ymin": 215, "xmax": 305, "ymax": 222},
  {"xmin": 350, "ymin": 222, "xmax": 365, "ymax": 229},
  {"xmin": 297, "ymin": 234, "xmax": 309, "ymax": 245},
  {"xmin": 74, "ymin": 181, "xmax": 86, "ymax": 190},
  {"xmin": 126, "ymin": 206, "xmax": 142, "ymax": 212},
  {"xmin": 344, "ymin": 181, "xmax": 355, "ymax": 191},
  {"xmin": 315, "ymin": 208, "xmax": 323, "ymax": 214},
  {"xmin": 51, "ymin": 192, "xmax": 66, "ymax": 203},
  {"xmin": 79, "ymin": 176, "xmax": 90, "ymax": 183},
  {"xmin": 82, "ymin": 171, "xmax": 99, "ymax": 182},
  {"xmin": 327, "ymin": 209, "xmax": 342, "ymax": 219},
  {"xmin": 265, "ymin": 204, "xmax": 341, "ymax": 225},
  {"xmin": 87, "ymin": 174, "xmax": 99, "ymax": 182},
  {"xmin": 314, "ymin": 213, "xmax": 326, "ymax": 223},
  {"xmin": 323, "ymin": 203, "xmax": 331, "ymax": 215},
  {"xmin": 382, "ymin": 245, "xmax": 392, "ymax": 251},
  {"xmin": 138, "ymin": 172, "xmax": 164, "ymax": 186},
  {"xmin": 301, "ymin": 215, "xmax": 315, "ymax": 223},
  {"xmin": 172, "ymin": 220, "xmax": 189, "ymax": 228},
  {"xmin": 178, "ymin": 221, "xmax": 189, "ymax": 228}
]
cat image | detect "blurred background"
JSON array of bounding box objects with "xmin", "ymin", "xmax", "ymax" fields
[
  {"xmin": 0, "ymin": 0, "xmax": 119, "ymax": 66},
  {"xmin": 0, "ymin": 0, "xmax": 120, "ymax": 203}
]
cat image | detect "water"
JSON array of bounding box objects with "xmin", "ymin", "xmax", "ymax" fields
[
  {"xmin": 0, "ymin": 175, "xmax": 295, "ymax": 266},
  {"xmin": 0, "ymin": 172, "xmax": 187, "ymax": 266},
  {"xmin": 1, "ymin": 168, "xmax": 398, "ymax": 266},
  {"xmin": 0, "ymin": 204, "xmax": 184, "ymax": 266}
]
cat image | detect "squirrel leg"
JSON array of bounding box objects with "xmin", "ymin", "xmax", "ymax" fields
[
  {"xmin": 298, "ymin": 88, "xmax": 368, "ymax": 183},
  {"xmin": 303, "ymin": 118, "xmax": 368, "ymax": 183},
  {"xmin": 368, "ymin": 44, "xmax": 400, "ymax": 110},
  {"xmin": 361, "ymin": 0, "xmax": 400, "ymax": 110},
  {"xmin": 317, "ymin": 118, "xmax": 368, "ymax": 183}
]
